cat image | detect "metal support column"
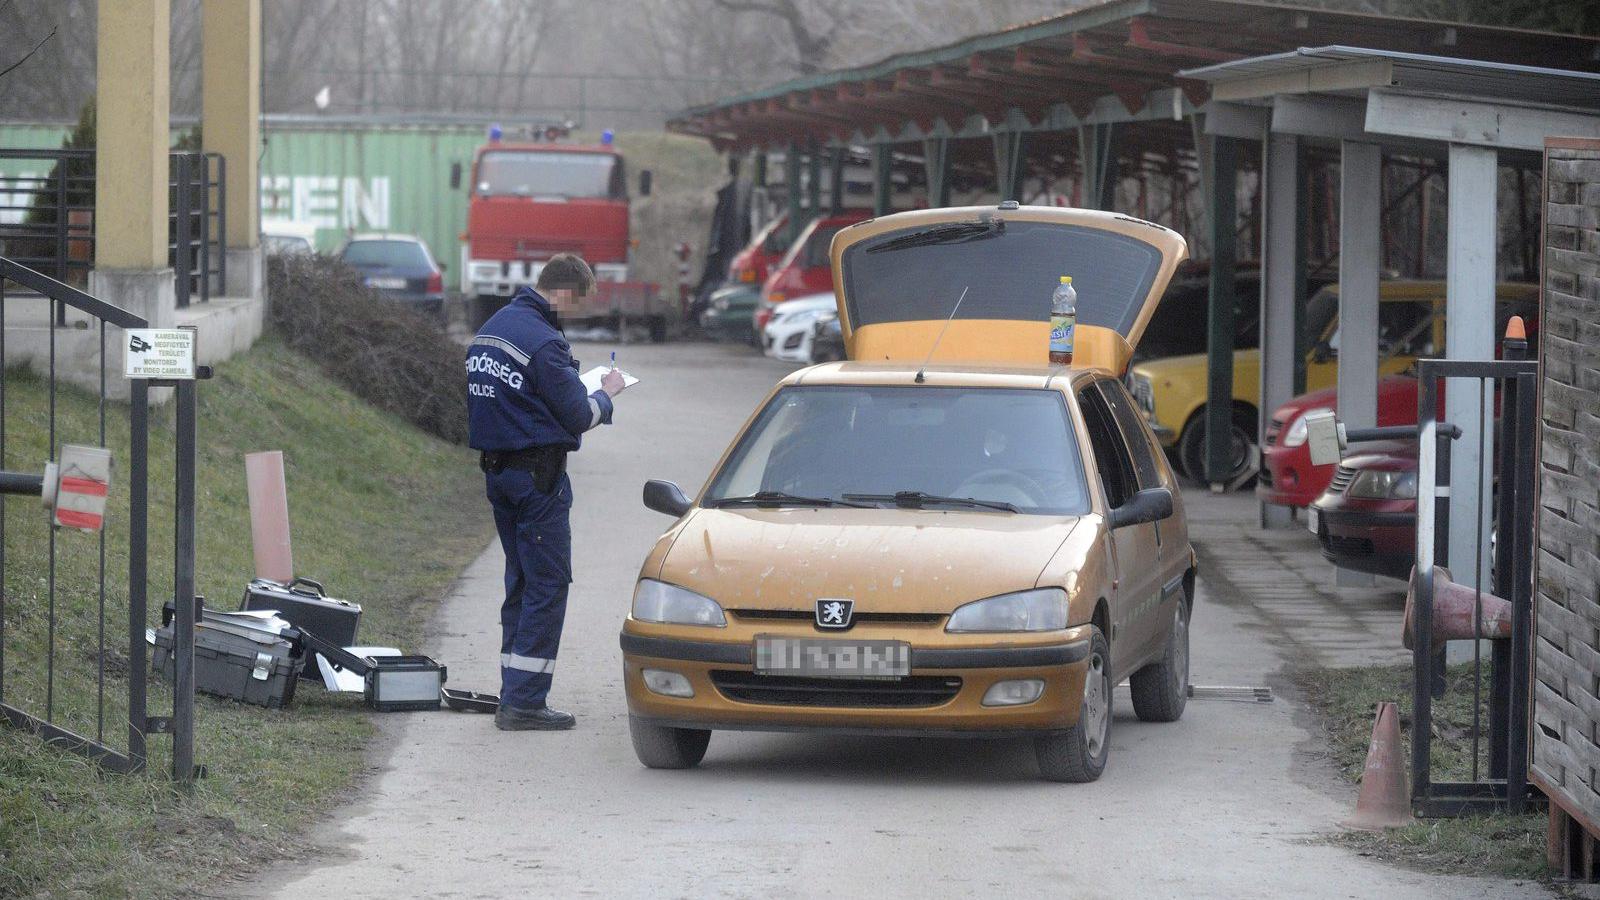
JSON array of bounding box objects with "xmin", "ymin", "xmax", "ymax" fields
[
  {"xmin": 1260, "ymin": 133, "xmax": 1300, "ymax": 526},
  {"xmin": 873, "ymin": 144, "xmax": 893, "ymax": 217},
  {"xmin": 806, "ymin": 142, "xmax": 822, "ymax": 214},
  {"xmin": 1204, "ymin": 135, "xmax": 1239, "ymax": 487},
  {"xmin": 829, "ymin": 147, "xmax": 846, "ymax": 215},
  {"xmin": 785, "ymin": 143, "xmax": 803, "ymax": 243},
  {"xmin": 1445, "ymin": 142, "xmax": 1497, "ymax": 589},
  {"xmin": 1337, "ymin": 141, "xmax": 1382, "ymax": 432},
  {"xmin": 1078, "ymin": 124, "xmax": 1116, "ymax": 211},
  {"xmin": 922, "ymin": 137, "xmax": 950, "ymax": 208},
  {"xmin": 993, "ymin": 131, "xmax": 1025, "ymax": 202}
]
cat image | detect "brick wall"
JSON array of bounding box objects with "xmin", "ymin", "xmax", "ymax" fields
[{"xmin": 1532, "ymin": 138, "xmax": 1600, "ymax": 832}]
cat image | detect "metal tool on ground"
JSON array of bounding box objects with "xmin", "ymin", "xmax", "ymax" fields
[
  {"xmin": 1187, "ymin": 684, "xmax": 1273, "ymax": 702},
  {"xmin": 442, "ymin": 688, "xmax": 500, "ymax": 713}
]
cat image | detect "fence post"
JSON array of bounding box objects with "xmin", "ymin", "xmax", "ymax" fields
[
  {"xmin": 215, "ymin": 154, "xmax": 227, "ymax": 298},
  {"xmin": 54, "ymin": 167, "xmax": 67, "ymax": 326},
  {"xmin": 172, "ymin": 375, "xmax": 197, "ymax": 785},
  {"xmin": 173, "ymin": 154, "xmax": 191, "ymax": 309}
]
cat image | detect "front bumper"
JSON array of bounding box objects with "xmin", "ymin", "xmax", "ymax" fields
[
  {"xmin": 1313, "ymin": 506, "xmax": 1415, "ymax": 580},
  {"xmin": 620, "ymin": 624, "xmax": 1093, "ymax": 734},
  {"xmin": 1257, "ymin": 444, "xmax": 1331, "ymax": 508}
]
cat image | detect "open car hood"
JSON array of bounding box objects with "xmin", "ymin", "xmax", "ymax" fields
[{"xmin": 829, "ymin": 206, "xmax": 1187, "ymax": 374}]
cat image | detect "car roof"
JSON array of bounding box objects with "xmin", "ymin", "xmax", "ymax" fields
[{"xmin": 783, "ymin": 361, "xmax": 1102, "ymax": 391}]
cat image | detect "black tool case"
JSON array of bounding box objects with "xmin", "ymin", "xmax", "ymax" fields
[
  {"xmin": 153, "ymin": 615, "xmax": 302, "ymax": 709},
  {"xmin": 241, "ymin": 578, "xmax": 361, "ymax": 680},
  {"xmin": 292, "ymin": 630, "xmax": 446, "ymax": 712}
]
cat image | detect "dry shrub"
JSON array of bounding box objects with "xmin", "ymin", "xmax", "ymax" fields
[{"xmin": 266, "ymin": 255, "xmax": 467, "ymax": 444}]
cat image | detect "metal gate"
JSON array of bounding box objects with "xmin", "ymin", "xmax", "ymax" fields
[{"xmin": 0, "ymin": 256, "xmax": 197, "ymax": 781}]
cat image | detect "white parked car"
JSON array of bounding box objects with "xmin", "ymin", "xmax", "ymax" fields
[
  {"xmin": 761, "ymin": 292, "xmax": 838, "ymax": 363},
  {"xmin": 262, "ymin": 220, "xmax": 319, "ymax": 256}
]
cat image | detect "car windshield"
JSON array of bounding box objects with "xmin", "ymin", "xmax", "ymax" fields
[
  {"xmin": 840, "ymin": 219, "xmax": 1164, "ymax": 335},
  {"xmin": 341, "ymin": 239, "xmax": 430, "ymax": 269},
  {"xmin": 476, "ymin": 150, "xmax": 622, "ymax": 199},
  {"xmin": 704, "ymin": 386, "xmax": 1091, "ymax": 516}
]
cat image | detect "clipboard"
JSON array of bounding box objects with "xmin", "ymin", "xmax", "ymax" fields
[{"xmin": 580, "ymin": 366, "xmax": 639, "ymax": 394}]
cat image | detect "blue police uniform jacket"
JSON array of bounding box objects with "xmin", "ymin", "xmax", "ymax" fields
[{"xmin": 466, "ymin": 287, "xmax": 613, "ymax": 451}]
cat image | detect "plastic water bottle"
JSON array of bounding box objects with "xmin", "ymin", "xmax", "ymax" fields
[{"xmin": 1049, "ymin": 275, "xmax": 1076, "ymax": 365}]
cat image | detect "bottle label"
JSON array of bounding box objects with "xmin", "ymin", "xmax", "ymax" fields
[{"xmin": 1049, "ymin": 314, "xmax": 1074, "ymax": 353}]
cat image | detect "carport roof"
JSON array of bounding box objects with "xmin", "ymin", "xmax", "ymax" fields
[
  {"xmin": 668, "ymin": 0, "xmax": 1600, "ymax": 151},
  {"xmin": 1181, "ymin": 46, "xmax": 1600, "ymax": 151}
]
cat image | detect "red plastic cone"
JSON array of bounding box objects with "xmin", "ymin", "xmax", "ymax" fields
[{"xmin": 1346, "ymin": 700, "xmax": 1412, "ymax": 830}]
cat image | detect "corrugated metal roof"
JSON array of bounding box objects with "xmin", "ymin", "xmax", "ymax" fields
[{"xmin": 1182, "ymin": 45, "xmax": 1600, "ymax": 111}]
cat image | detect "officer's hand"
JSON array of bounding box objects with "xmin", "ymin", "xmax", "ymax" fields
[{"xmin": 601, "ymin": 368, "xmax": 627, "ymax": 397}]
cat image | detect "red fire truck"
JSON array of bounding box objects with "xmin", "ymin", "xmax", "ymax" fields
[{"xmin": 457, "ymin": 126, "xmax": 666, "ymax": 339}]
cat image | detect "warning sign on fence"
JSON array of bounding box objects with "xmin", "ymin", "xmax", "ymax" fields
[{"xmin": 124, "ymin": 328, "xmax": 196, "ymax": 380}]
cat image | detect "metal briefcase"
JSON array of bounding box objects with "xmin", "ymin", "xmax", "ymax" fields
[{"xmin": 241, "ymin": 577, "xmax": 361, "ymax": 680}]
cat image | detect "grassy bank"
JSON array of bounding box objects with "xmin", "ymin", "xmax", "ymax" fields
[
  {"xmin": 0, "ymin": 339, "xmax": 491, "ymax": 897},
  {"xmin": 1297, "ymin": 663, "xmax": 1547, "ymax": 881}
]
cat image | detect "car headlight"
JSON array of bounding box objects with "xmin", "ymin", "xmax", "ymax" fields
[
  {"xmin": 946, "ymin": 588, "xmax": 1068, "ymax": 633},
  {"xmin": 1348, "ymin": 470, "xmax": 1417, "ymax": 500},
  {"xmin": 631, "ymin": 579, "xmax": 726, "ymax": 627},
  {"xmin": 1281, "ymin": 407, "xmax": 1333, "ymax": 448}
]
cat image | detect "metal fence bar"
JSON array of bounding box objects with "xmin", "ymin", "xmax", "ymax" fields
[
  {"xmin": 127, "ymin": 378, "xmax": 149, "ymax": 772},
  {"xmin": 172, "ymin": 378, "xmax": 197, "ymax": 784},
  {"xmin": 0, "ymin": 274, "xmax": 6, "ymax": 706},
  {"xmin": 172, "ymin": 154, "xmax": 191, "ymax": 309},
  {"xmin": 44, "ymin": 289, "xmax": 55, "ymax": 720}
]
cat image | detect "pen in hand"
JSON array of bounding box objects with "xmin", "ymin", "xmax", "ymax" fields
[{"xmin": 610, "ymin": 350, "xmax": 616, "ymax": 371}]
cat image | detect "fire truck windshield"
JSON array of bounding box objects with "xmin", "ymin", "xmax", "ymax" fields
[{"xmin": 476, "ymin": 151, "xmax": 624, "ymax": 200}]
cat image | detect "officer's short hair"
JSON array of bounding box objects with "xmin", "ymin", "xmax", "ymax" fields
[{"xmin": 536, "ymin": 254, "xmax": 596, "ymax": 296}]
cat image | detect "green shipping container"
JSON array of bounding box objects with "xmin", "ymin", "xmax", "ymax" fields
[
  {"xmin": 259, "ymin": 121, "xmax": 483, "ymax": 289},
  {"xmin": 0, "ymin": 119, "xmax": 485, "ymax": 290}
]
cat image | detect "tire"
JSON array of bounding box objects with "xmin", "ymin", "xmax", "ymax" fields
[
  {"xmin": 629, "ymin": 716, "xmax": 711, "ymax": 769},
  {"xmin": 1130, "ymin": 590, "xmax": 1190, "ymax": 723},
  {"xmin": 648, "ymin": 316, "xmax": 668, "ymax": 343},
  {"xmin": 1178, "ymin": 406, "xmax": 1257, "ymax": 487},
  {"xmin": 1035, "ymin": 628, "xmax": 1111, "ymax": 783}
]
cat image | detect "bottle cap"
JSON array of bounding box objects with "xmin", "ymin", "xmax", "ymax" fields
[{"xmin": 1060, "ymin": 275, "xmax": 1072, "ymax": 284}]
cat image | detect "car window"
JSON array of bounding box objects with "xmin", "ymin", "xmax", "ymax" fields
[
  {"xmin": 476, "ymin": 150, "xmax": 621, "ymax": 199},
  {"xmin": 803, "ymin": 225, "xmax": 847, "ymax": 269},
  {"xmin": 341, "ymin": 240, "xmax": 430, "ymax": 269},
  {"xmin": 1324, "ymin": 299, "xmax": 1438, "ymax": 358},
  {"xmin": 704, "ymin": 385, "xmax": 1091, "ymax": 516},
  {"xmin": 841, "ymin": 220, "xmax": 1165, "ymax": 335},
  {"xmin": 1095, "ymin": 380, "xmax": 1162, "ymax": 490},
  {"xmin": 1077, "ymin": 385, "xmax": 1138, "ymax": 510}
]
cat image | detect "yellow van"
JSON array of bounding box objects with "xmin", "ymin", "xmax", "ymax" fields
[{"xmin": 1127, "ymin": 281, "xmax": 1538, "ymax": 484}]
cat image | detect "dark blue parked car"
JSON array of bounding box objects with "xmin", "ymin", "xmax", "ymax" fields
[{"xmin": 338, "ymin": 233, "xmax": 446, "ymax": 319}]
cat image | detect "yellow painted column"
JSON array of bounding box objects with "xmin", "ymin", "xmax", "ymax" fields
[
  {"xmin": 201, "ymin": 0, "xmax": 261, "ymax": 250},
  {"xmin": 94, "ymin": 0, "xmax": 169, "ymax": 270}
]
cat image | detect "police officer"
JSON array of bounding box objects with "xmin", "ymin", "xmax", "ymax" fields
[{"xmin": 466, "ymin": 253, "xmax": 626, "ymax": 731}]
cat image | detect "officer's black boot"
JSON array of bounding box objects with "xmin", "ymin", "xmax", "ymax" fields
[{"xmin": 495, "ymin": 704, "xmax": 576, "ymax": 731}]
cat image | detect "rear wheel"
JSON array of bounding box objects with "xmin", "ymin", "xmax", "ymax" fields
[
  {"xmin": 1035, "ymin": 628, "xmax": 1111, "ymax": 783},
  {"xmin": 629, "ymin": 716, "xmax": 711, "ymax": 769},
  {"xmin": 648, "ymin": 316, "xmax": 668, "ymax": 343},
  {"xmin": 1178, "ymin": 406, "xmax": 1257, "ymax": 487},
  {"xmin": 1130, "ymin": 591, "xmax": 1190, "ymax": 723}
]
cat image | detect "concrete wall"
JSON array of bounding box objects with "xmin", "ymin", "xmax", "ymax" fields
[{"xmin": 1532, "ymin": 137, "xmax": 1600, "ymax": 836}]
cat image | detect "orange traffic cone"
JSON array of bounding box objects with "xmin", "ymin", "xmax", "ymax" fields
[
  {"xmin": 1403, "ymin": 565, "xmax": 1514, "ymax": 653},
  {"xmin": 1346, "ymin": 700, "xmax": 1412, "ymax": 830}
]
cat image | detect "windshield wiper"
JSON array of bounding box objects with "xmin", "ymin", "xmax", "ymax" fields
[
  {"xmin": 864, "ymin": 220, "xmax": 1004, "ymax": 253},
  {"xmin": 843, "ymin": 491, "xmax": 1019, "ymax": 513},
  {"xmin": 713, "ymin": 491, "xmax": 873, "ymax": 509}
]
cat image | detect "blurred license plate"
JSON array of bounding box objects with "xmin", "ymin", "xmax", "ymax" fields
[
  {"xmin": 1306, "ymin": 507, "xmax": 1320, "ymax": 535},
  {"xmin": 366, "ymin": 277, "xmax": 406, "ymax": 290},
  {"xmin": 754, "ymin": 636, "xmax": 910, "ymax": 679}
]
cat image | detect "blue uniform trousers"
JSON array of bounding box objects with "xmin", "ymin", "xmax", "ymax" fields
[{"xmin": 486, "ymin": 468, "xmax": 573, "ymax": 709}]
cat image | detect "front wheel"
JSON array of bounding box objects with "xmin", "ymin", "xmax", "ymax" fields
[
  {"xmin": 629, "ymin": 716, "xmax": 710, "ymax": 769},
  {"xmin": 1035, "ymin": 628, "xmax": 1111, "ymax": 783},
  {"xmin": 1130, "ymin": 591, "xmax": 1190, "ymax": 723}
]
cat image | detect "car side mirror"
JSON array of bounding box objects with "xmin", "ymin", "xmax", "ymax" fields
[
  {"xmin": 1108, "ymin": 487, "xmax": 1174, "ymax": 529},
  {"xmin": 643, "ymin": 479, "xmax": 691, "ymax": 517},
  {"xmin": 450, "ymin": 161, "xmax": 463, "ymax": 191},
  {"xmin": 638, "ymin": 169, "xmax": 653, "ymax": 197}
]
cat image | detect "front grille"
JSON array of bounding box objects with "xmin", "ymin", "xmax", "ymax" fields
[
  {"xmin": 1329, "ymin": 466, "xmax": 1358, "ymax": 493},
  {"xmin": 729, "ymin": 609, "xmax": 945, "ymax": 628},
  {"xmin": 1321, "ymin": 533, "xmax": 1374, "ymax": 557},
  {"xmin": 711, "ymin": 670, "xmax": 962, "ymax": 708}
]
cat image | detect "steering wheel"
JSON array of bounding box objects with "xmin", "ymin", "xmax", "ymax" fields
[{"xmin": 952, "ymin": 469, "xmax": 1048, "ymax": 507}]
